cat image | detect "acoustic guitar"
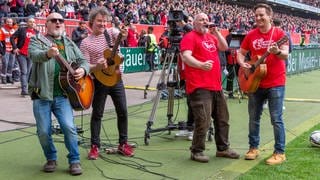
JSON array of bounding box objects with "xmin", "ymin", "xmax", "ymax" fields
[
  {"xmin": 37, "ymin": 34, "xmax": 94, "ymax": 111},
  {"xmin": 55, "ymin": 54, "xmax": 94, "ymax": 111},
  {"xmin": 93, "ymin": 32, "xmax": 124, "ymax": 87},
  {"xmin": 238, "ymin": 35, "xmax": 288, "ymax": 93},
  {"xmin": 93, "ymin": 15, "xmax": 132, "ymax": 87}
]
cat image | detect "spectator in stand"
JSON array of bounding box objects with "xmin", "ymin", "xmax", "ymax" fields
[
  {"xmin": 9, "ymin": 0, "xmax": 24, "ymax": 17},
  {"xmin": 10, "ymin": 17, "xmax": 38, "ymax": 96},
  {"xmin": 140, "ymin": 15, "xmax": 151, "ymax": 24},
  {"xmin": 53, "ymin": 0, "xmax": 67, "ymax": 18},
  {"xmin": 0, "ymin": 18, "xmax": 18, "ymax": 84},
  {"xmin": 24, "ymin": 0, "xmax": 39, "ymax": 17},
  {"xmin": 127, "ymin": 24, "xmax": 138, "ymax": 47},
  {"xmin": 71, "ymin": 20, "xmax": 89, "ymax": 47},
  {"xmin": 137, "ymin": 29, "xmax": 147, "ymax": 47},
  {"xmin": 237, "ymin": 3, "xmax": 289, "ymax": 165},
  {"xmin": 0, "ymin": 2, "xmax": 10, "ymax": 20},
  {"xmin": 88, "ymin": 0, "xmax": 98, "ymax": 10},
  {"xmin": 78, "ymin": 0, "xmax": 90, "ymax": 21},
  {"xmin": 65, "ymin": 0, "xmax": 78, "ymax": 19}
]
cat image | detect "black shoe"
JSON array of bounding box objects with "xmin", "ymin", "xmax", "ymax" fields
[
  {"xmin": 21, "ymin": 91, "xmax": 29, "ymax": 97},
  {"xmin": 228, "ymin": 93, "xmax": 235, "ymax": 99},
  {"xmin": 7, "ymin": 77, "xmax": 13, "ymax": 84},
  {"xmin": 43, "ymin": 160, "xmax": 57, "ymax": 173},
  {"xmin": 190, "ymin": 152, "xmax": 209, "ymax": 163},
  {"xmin": 69, "ymin": 163, "xmax": 82, "ymax": 176},
  {"xmin": 1, "ymin": 77, "xmax": 6, "ymax": 84}
]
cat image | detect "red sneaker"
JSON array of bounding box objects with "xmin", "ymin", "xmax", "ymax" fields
[
  {"xmin": 88, "ymin": 145, "xmax": 99, "ymax": 160},
  {"xmin": 118, "ymin": 142, "xmax": 134, "ymax": 157}
]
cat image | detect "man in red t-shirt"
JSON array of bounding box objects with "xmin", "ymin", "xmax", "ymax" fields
[
  {"xmin": 11, "ymin": 17, "xmax": 38, "ymax": 96},
  {"xmin": 237, "ymin": 3, "xmax": 289, "ymax": 165},
  {"xmin": 180, "ymin": 12, "xmax": 239, "ymax": 163}
]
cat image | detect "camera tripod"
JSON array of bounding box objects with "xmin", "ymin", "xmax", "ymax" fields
[
  {"xmin": 144, "ymin": 46, "xmax": 185, "ymax": 145},
  {"xmin": 223, "ymin": 49, "xmax": 243, "ymax": 103}
]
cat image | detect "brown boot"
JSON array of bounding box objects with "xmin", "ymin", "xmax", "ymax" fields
[
  {"xmin": 265, "ymin": 153, "xmax": 286, "ymax": 165},
  {"xmin": 245, "ymin": 148, "xmax": 259, "ymax": 160},
  {"xmin": 216, "ymin": 148, "xmax": 240, "ymax": 159},
  {"xmin": 43, "ymin": 160, "xmax": 57, "ymax": 173},
  {"xmin": 190, "ymin": 152, "xmax": 209, "ymax": 163}
]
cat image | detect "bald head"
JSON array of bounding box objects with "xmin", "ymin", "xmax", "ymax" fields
[
  {"xmin": 193, "ymin": 13, "xmax": 209, "ymax": 34},
  {"xmin": 46, "ymin": 13, "xmax": 65, "ymax": 39}
]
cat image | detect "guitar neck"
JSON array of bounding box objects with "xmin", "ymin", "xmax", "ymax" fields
[
  {"xmin": 109, "ymin": 34, "xmax": 122, "ymax": 63},
  {"xmin": 253, "ymin": 35, "xmax": 288, "ymax": 69},
  {"xmin": 55, "ymin": 54, "xmax": 75, "ymax": 75},
  {"xmin": 253, "ymin": 52, "xmax": 270, "ymax": 68}
]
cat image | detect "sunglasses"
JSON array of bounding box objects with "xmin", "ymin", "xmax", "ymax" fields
[{"xmin": 47, "ymin": 18, "xmax": 64, "ymax": 23}]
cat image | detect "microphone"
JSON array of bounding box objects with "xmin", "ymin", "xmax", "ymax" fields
[{"xmin": 204, "ymin": 24, "xmax": 217, "ymax": 28}]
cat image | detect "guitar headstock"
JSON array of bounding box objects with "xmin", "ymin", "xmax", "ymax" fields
[{"xmin": 123, "ymin": 12, "xmax": 133, "ymax": 27}]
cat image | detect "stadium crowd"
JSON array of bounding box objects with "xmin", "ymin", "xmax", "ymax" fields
[
  {"xmin": 0, "ymin": 0, "xmax": 319, "ymax": 35},
  {"xmin": 293, "ymin": 0, "xmax": 320, "ymax": 8}
]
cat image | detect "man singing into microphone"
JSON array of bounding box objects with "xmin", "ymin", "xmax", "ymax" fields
[{"xmin": 180, "ymin": 12, "xmax": 239, "ymax": 163}]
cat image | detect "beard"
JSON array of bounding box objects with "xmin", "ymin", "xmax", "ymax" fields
[{"xmin": 50, "ymin": 29, "xmax": 64, "ymax": 38}]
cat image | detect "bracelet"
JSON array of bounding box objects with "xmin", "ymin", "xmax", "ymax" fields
[{"xmin": 275, "ymin": 51, "xmax": 281, "ymax": 55}]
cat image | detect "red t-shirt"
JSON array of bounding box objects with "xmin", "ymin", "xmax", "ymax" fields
[
  {"xmin": 127, "ymin": 28, "xmax": 138, "ymax": 47},
  {"xmin": 180, "ymin": 30, "xmax": 222, "ymax": 94},
  {"xmin": 20, "ymin": 28, "xmax": 36, "ymax": 56},
  {"xmin": 241, "ymin": 27, "xmax": 287, "ymax": 88}
]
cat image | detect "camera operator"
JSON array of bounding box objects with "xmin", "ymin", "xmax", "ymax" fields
[
  {"xmin": 175, "ymin": 15, "xmax": 195, "ymax": 140},
  {"xmin": 225, "ymin": 27, "xmax": 240, "ymax": 99}
]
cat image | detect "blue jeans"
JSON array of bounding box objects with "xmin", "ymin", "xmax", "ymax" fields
[
  {"xmin": 1, "ymin": 52, "xmax": 15, "ymax": 77},
  {"xmin": 90, "ymin": 79, "xmax": 128, "ymax": 147},
  {"xmin": 33, "ymin": 96, "xmax": 80, "ymax": 164},
  {"xmin": 17, "ymin": 54, "xmax": 32, "ymax": 93},
  {"xmin": 248, "ymin": 86, "xmax": 286, "ymax": 153}
]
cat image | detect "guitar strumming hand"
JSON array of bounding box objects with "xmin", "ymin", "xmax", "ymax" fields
[{"xmin": 47, "ymin": 45, "xmax": 86, "ymax": 81}]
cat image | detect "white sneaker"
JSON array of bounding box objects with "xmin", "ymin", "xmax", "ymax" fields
[
  {"xmin": 187, "ymin": 131, "xmax": 193, "ymax": 141},
  {"xmin": 263, "ymin": 102, "xmax": 268, "ymax": 109},
  {"xmin": 175, "ymin": 130, "xmax": 189, "ymax": 137}
]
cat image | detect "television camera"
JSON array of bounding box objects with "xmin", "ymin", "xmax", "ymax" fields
[
  {"xmin": 143, "ymin": 10, "xmax": 191, "ymax": 145},
  {"xmin": 224, "ymin": 31, "xmax": 246, "ymax": 101},
  {"xmin": 166, "ymin": 10, "xmax": 190, "ymax": 50}
]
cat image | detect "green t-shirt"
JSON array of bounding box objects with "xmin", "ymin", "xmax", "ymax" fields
[{"xmin": 53, "ymin": 39, "xmax": 67, "ymax": 97}]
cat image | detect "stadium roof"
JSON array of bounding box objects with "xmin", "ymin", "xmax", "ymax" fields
[{"xmin": 220, "ymin": 0, "xmax": 320, "ymax": 20}]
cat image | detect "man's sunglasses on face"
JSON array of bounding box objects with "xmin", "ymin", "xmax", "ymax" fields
[{"xmin": 48, "ymin": 18, "xmax": 64, "ymax": 24}]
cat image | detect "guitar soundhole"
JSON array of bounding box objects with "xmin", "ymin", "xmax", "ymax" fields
[
  {"xmin": 107, "ymin": 59, "xmax": 115, "ymax": 66},
  {"xmin": 102, "ymin": 69, "xmax": 112, "ymax": 76}
]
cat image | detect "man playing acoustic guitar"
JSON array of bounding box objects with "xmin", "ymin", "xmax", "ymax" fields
[
  {"xmin": 28, "ymin": 12, "xmax": 90, "ymax": 175},
  {"xmin": 237, "ymin": 3, "xmax": 289, "ymax": 165},
  {"xmin": 80, "ymin": 7, "xmax": 134, "ymax": 159}
]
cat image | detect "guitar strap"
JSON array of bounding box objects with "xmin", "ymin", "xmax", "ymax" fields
[{"xmin": 104, "ymin": 30, "xmax": 112, "ymax": 48}]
